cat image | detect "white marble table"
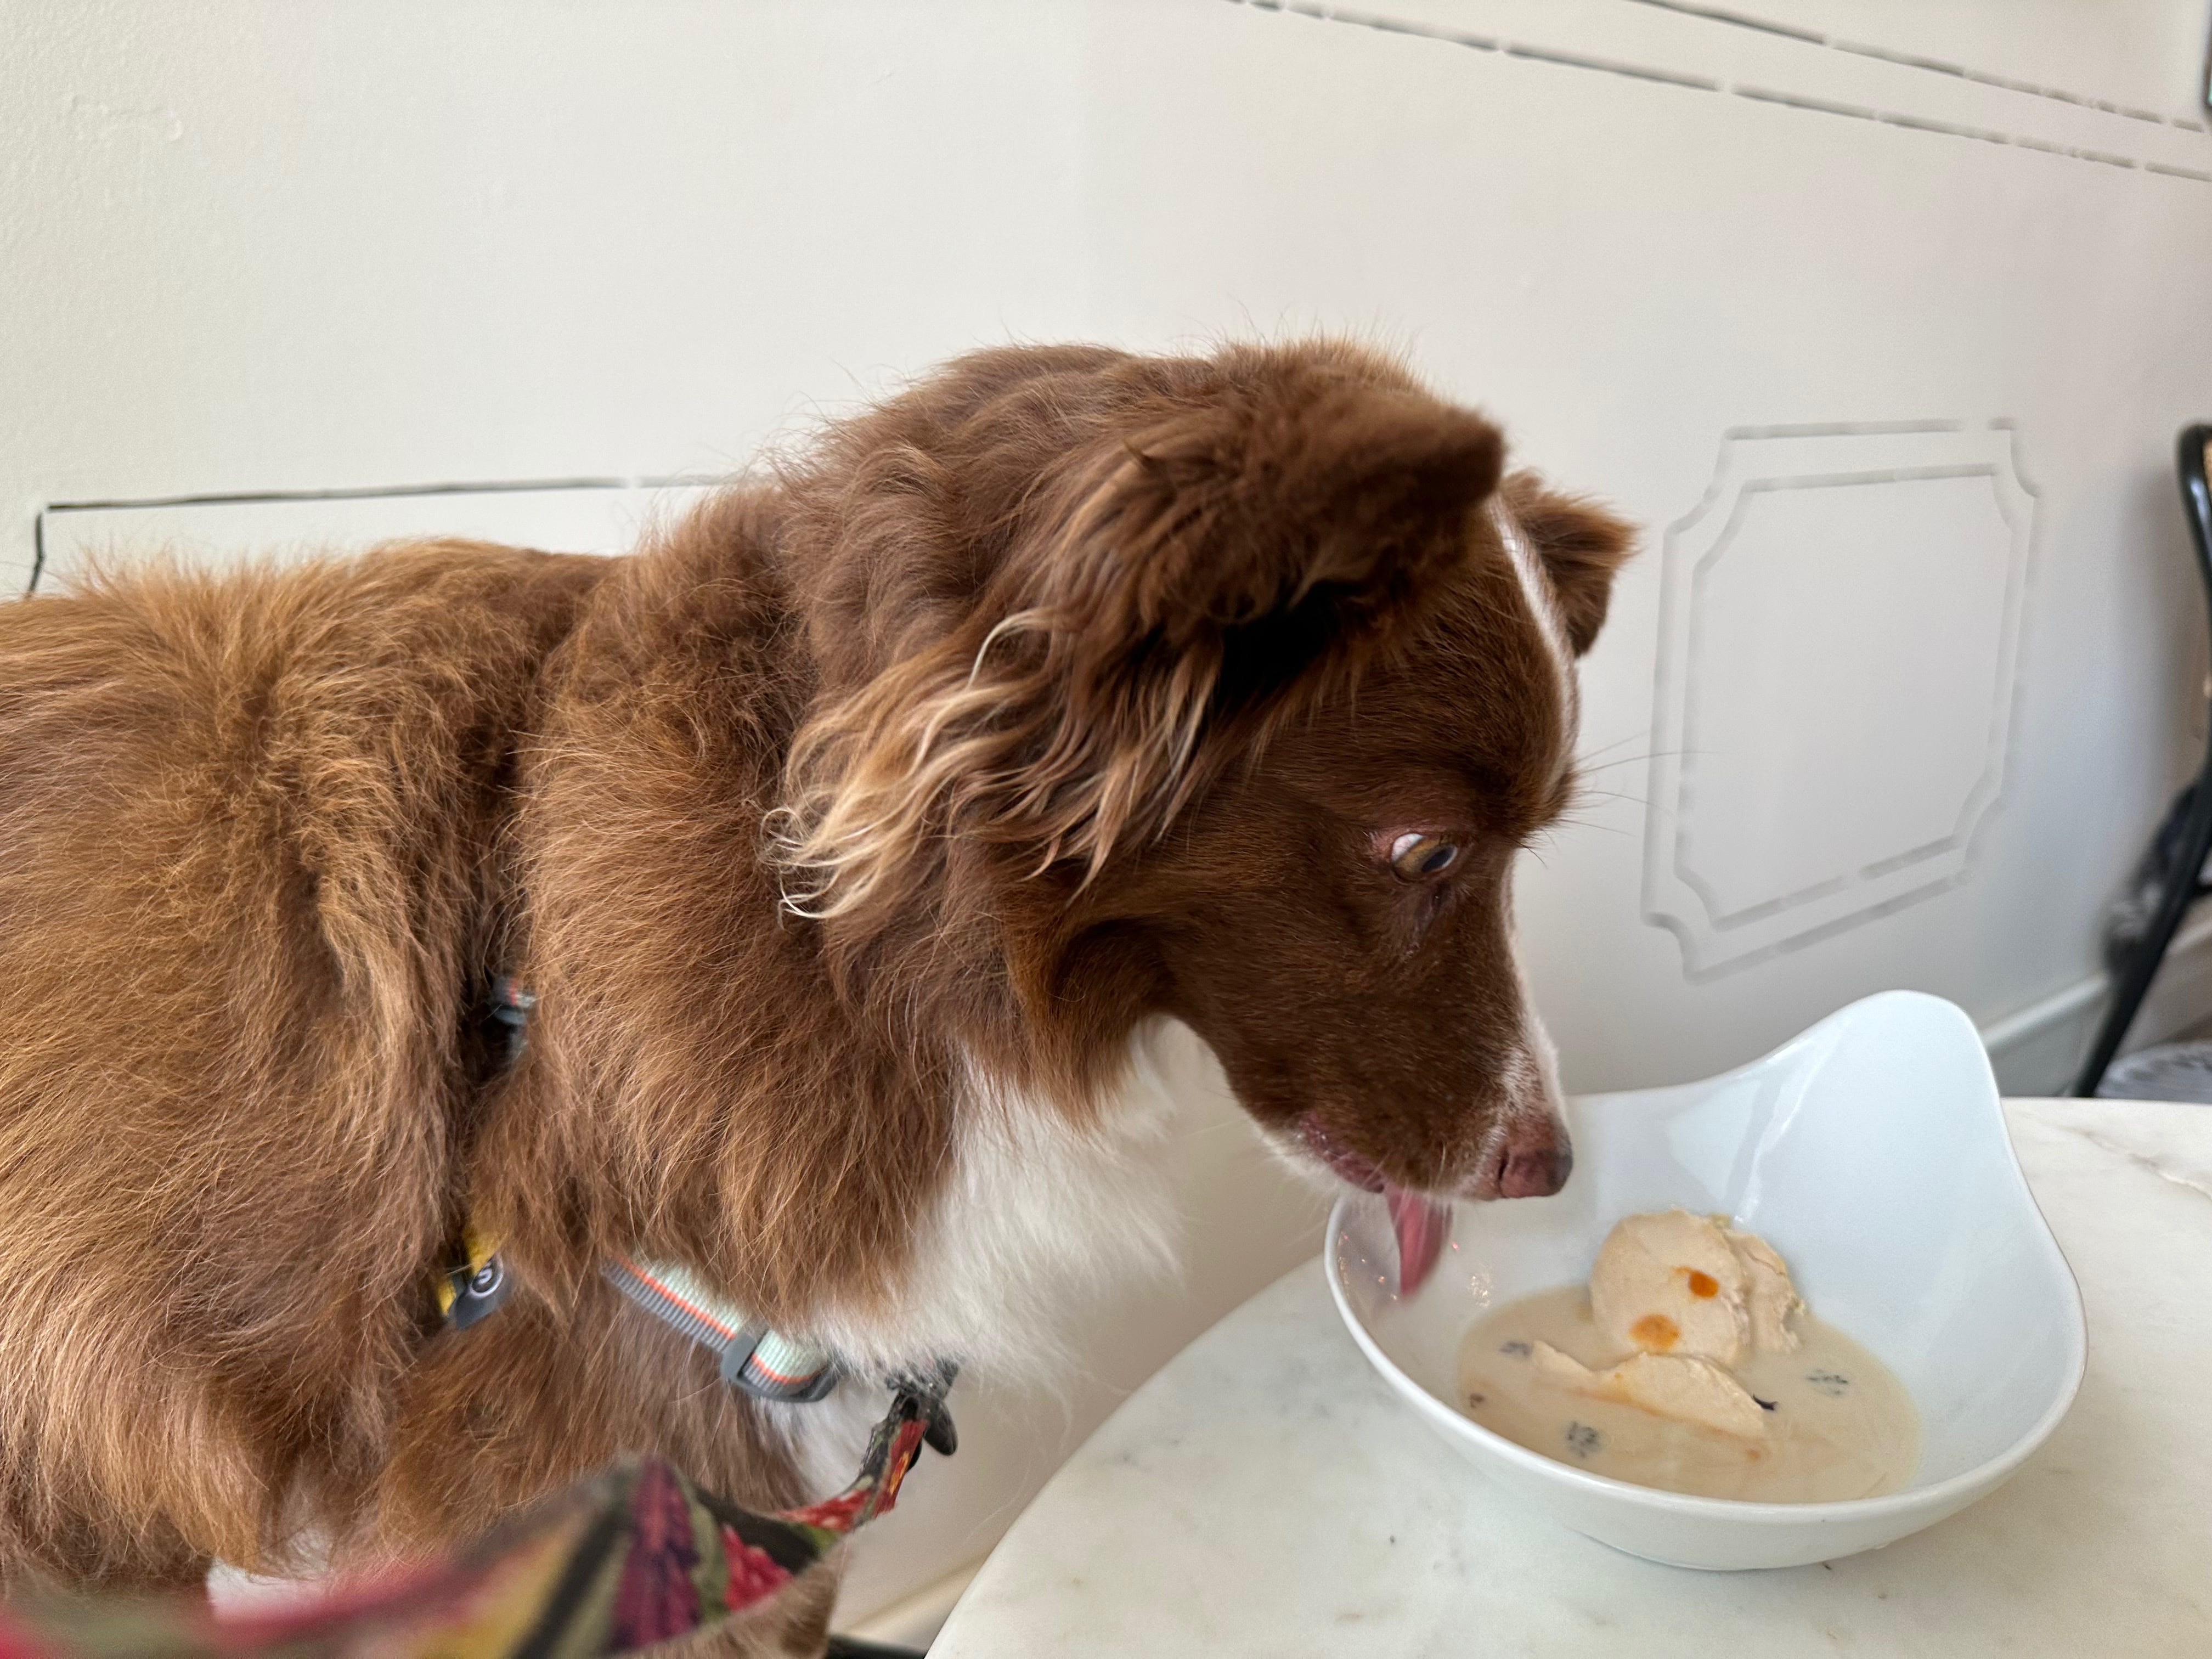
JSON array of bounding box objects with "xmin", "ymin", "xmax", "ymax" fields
[{"xmin": 934, "ymin": 1099, "xmax": 2212, "ymax": 1657}]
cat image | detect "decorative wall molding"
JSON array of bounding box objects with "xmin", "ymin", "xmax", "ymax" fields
[
  {"xmin": 1642, "ymin": 422, "xmax": 2038, "ymax": 979},
  {"xmin": 1628, "ymin": 0, "xmax": 2204, "ymax": 133},
  {"xmin": 28, "ymin": 476, "xmax": 720, "ymax": 595},
  {"xmin": 1224, "ymin": 0, "xmax": 2212, "ymax": 180}
]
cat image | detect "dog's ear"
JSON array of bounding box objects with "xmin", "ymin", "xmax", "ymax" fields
[
  {"xmin": 1037, "ymin": 370, "xmax": 1504, "ymax": 727},
  {"xmin": 771, "ymin": 359, "xmax": 1503, "ymax": 924},
  {"xmin": 1500, "ymin": 471, "xmax": 1637, "ymax": 657}
]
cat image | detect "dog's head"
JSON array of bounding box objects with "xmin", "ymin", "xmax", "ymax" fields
[{"xmin": 774, "ymin": 341, "xmax": 1632, "ymax": 1215}]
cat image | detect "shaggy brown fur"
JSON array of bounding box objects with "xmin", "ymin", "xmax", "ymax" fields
[{"xmin": 0, "ymin": 341, "xmax": 1629, "ymax": 1650}]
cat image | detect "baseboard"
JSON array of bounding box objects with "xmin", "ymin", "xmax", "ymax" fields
[
  {"xmin": 836, "ymin": 1560, "xmax": 982, "ymax": 1651},
  {"xmin": 1979, "ymin": 909, "xmax": 2212, "ymax": 1095}
]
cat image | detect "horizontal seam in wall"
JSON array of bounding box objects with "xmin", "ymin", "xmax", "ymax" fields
[
  {"xmin": 25, "ymin": 475, "xmax": 726, "ymax": 597},
  {"xmin": 1224, "ymin": 0, "xmax": 2209, "ymax": 183},
  {"xmin": 40, "ymin": 474, "xmax": 725, "ymax": 516},
  {"xmin": 1623, "ymin": 0, "xmax": 2194, "ymax": 129}
]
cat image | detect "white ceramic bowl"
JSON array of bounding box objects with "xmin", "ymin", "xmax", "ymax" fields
[{"xmin": 1327, "ymin": 990, "xmax": 2085, "ymax": 1570}]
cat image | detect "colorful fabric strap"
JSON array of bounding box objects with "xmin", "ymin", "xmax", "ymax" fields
[
  {"xmin": 0, "ymin": 976, "xmax": 956, "ymax": 1659},
  {"xmin": 471, "ymin": 978, "xmax": 841, "ymax": 1407},
  {"xmin": 602, "ymin": 1256, "xmax": 838, "ymax": 1404},
  {"xmin": 0, "ymin": 1369, "xmax": 956, "ymax": 1659}
]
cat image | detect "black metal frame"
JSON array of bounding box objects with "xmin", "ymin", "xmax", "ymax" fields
[{"xmin": 2072, "ymin": 424, "xmax": 2212, "ymax": 1097}]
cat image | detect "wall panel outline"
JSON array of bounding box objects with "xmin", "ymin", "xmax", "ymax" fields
[{"xmin": 1642, "ymin": 422, "xmax": 2038, "ymax": 979}]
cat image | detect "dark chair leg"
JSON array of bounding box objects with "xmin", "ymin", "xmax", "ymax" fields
[
  {"xmin": 2071, "ymin": 423, "xmax": 2212, "ymax": 1099},
  {"xmin": 2075, "ymin": 732, "xmax": 2212, "ymax": 1095}
]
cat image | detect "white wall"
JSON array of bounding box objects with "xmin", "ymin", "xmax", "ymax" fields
[{"xmin": 8, "ymin": 0, "xmax": 2211, "ymax": 1632}]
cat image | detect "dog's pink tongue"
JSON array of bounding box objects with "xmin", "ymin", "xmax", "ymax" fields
[{"xmin": 1385, "ymin": 1184, "xmax": 1452, "ymax": 1296}]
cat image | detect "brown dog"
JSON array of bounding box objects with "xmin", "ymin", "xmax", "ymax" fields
[{"xmin": 0, "ymin": 341, "xmax": 1629, "ymax": 1649}]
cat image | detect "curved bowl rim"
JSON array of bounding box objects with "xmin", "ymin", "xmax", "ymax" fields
[{"xmin": 1323, "ymin": 991, "xmax": 2089, "ymax": 1529}]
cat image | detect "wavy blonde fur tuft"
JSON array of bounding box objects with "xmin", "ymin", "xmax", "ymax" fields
[{"xmin": 768, "ymin": 353, "xmax": 1505, "ymax": 924}]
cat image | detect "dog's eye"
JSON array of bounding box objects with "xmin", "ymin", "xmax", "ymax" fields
[{"xmin": 1389, "ymin": 832, "xmax": 1460, "ymax": 882}]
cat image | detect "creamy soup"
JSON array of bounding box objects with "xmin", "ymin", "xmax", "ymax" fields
[{"xmin": 1457, "ymin": 1285, "xmax": 1919, "ymax": 1503}]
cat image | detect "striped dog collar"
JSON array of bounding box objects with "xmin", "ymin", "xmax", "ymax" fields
[
  {"xmin": 603, "ymin": 1255, "xmax": 839, "ymax": 1404},
  {"xmin": 436, "ymin": 1233, "xmax": 843, "ymax": 1407},
  {"xmin": 469, "ymin": 977, "xmax": 848, "ymax": 1407}
]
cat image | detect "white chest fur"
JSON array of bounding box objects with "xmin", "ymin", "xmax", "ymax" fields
[
  {"xmin": 782, "ymin": 1026, "xmax": 1183, "ymax": 1495},
  {"xmin": 810, "ymin": 1026, "xmax": 1183, "ymax": 1385}
]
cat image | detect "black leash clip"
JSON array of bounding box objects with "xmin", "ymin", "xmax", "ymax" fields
[{"xmin": 887, "ymin": 1361, "xmax": 960, "ymax": 1458}]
